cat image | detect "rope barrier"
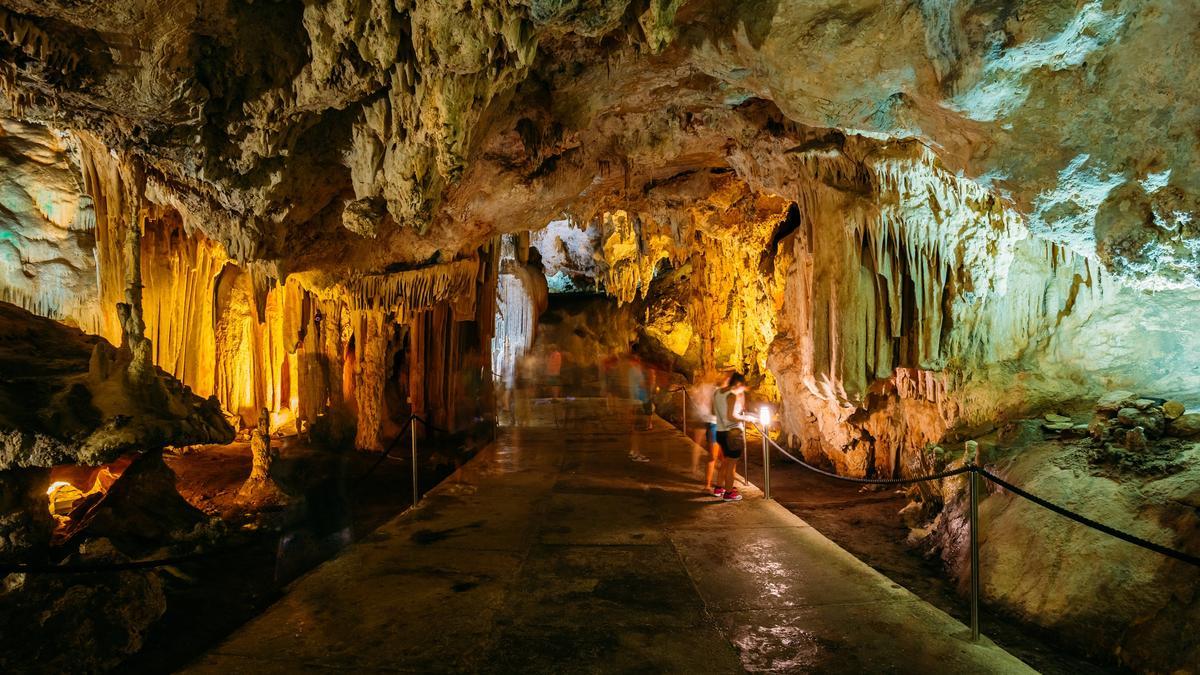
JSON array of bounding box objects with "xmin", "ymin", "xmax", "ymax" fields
[
  {"xmin": 0, "ymin": 540, "xmax": 261, "ymax": 575},
  {"xmin": 764, "ymin": 434, "xmax": 972, "ymax": 485},
  {"xmin": 410, "ymin": 415, "xmax": 449, "ymax": 435},
  {"xmin": 358, "ymin": 414, "xmax": 450, "ymax": 482},
  {"xmin": 977, "ymin": 467, "xmax": 1200, "ymax": 568},
  {"xmin": 758, "ymin": 431, "xmax": 1200, "ymax": 568}
]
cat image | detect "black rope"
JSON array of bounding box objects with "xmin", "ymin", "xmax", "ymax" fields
[
  {"xmin": 764, "ymin": 434, "xmax": 972, "ymax": 485},
  {"xmin": 760, "ymin": 429, "xmax": 1200, "ymax": 567},
  {"xmin": 357, "ymin": 414, "xmax": 449, "ymax": 482},
  {"xmin": 358, "ymin": 422, "xmax": 414, "ymax": 482},
  {"xmin": 0, "ymin": 540, "xmax": 260, "ymax": 575},
  {"xmin": 411, "ymin": 415, "xmax": 449, "ymax": 435},
  {"xmin": 977, "ymin": 468, "xmax": 1200, "ymax": 568}
]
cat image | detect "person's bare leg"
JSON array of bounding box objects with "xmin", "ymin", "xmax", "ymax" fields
[
  {"xmin": 720, "ymin": 456, "xmax": 736, "ymax": 493},
  {"xmin": 704, "ymin": 444, "xmax": 722, "ymax": 490}
]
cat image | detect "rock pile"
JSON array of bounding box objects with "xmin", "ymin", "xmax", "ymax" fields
[
  {"xmin": 1040, "ymin": 411, "xmax": 1089, "ymax": 437},
  {"xmin": 1084, "ymin": 390, "xmax": 1198, "ymax": 448}
]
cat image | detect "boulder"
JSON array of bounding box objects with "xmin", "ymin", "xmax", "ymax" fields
[
  {"xmin": 0, "ymin": 538, "xmax": 167, "ymax": 672},
  {"xmin": 899, "ymin": 501, "xmax": 924, "ymax": 529},
  {"xmin": 1088, "ymin": 415, "xmax": 1112, "ymax": 441},
  {"xmin": 1123, "ymin": 427, "xmax": 1148, "ymax": 452},
  {"xmin": 1163, "ymin": 400, "xmax": 1186, "ymax": 420},
  {"xmin": 1044, "ymin": 413, "xmax": 1072, "ymax": 423},
  {"xmin": 1116, "ymin": 407, "xmax": 1165, "ymax": 437},
  {"xmin": 1167, "ymin": 413, "xmax": 1200, "ymax": 438},
  {"xmin": 1064, "ymin": 424, "xmax": 1091, "ymax": 438},
  {"xmin": 1096, "ymin": 390, "xmax": 1138, "ymax": 413},
  {"xmin": 1042, "ymin": 421, "xmax": 1073, "ymax": 432},
  {"xmin": 1133, "ymin": 398, "xmax": 1158, "ymax": 410}
]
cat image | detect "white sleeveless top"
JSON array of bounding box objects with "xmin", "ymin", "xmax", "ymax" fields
[{"xmin": 712, "ymin": 389, "xmax": 741, "ymax": 431}]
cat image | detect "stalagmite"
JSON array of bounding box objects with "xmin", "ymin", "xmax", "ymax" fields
[{"xmin": 236, "ymin": 408, "xmax": 286, "ymax": 506}]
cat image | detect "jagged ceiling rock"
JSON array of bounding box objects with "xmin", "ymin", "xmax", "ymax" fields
[{"xmin": 0, "ymin": 0, "xmax": 1193, "ymax": 287}]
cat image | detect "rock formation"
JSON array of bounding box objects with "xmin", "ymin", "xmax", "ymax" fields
[
  {"xmin": 0, "ymin": 0, "xmax": 1196, "ymax": 671},
  {"xmin": 0, "ymin": 300, "xmax": 232, "ymax": 556},
  {"xmin": 922, "ymin": 389, "xmax": 1200, "ymax": 672}
]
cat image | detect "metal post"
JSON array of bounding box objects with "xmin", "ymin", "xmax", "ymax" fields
[
  {"xmin": 411, "ymin": 416, "xmax": 419, "ymax": 508},
  {"xmin": 969, "ymin": 464, "xmax": 980, "ymax": 642},
  {"xmin": 761, "ymin": 426, "xmax": 771, "ymax": 500}
]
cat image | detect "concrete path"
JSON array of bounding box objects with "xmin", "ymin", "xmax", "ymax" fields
[{"xmin": 185, "ymin": 399, "xmax": 1032, "ymax": 674}]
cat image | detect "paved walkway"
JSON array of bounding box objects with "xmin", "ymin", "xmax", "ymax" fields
[{"xmin": 186, "ymin": 399, "xmax": 1032, "ymax": 673}]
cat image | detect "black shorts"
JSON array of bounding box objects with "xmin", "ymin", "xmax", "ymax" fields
[{"xmin": 715, "ymin": 428, "xmax": 744, "ymax": 459}]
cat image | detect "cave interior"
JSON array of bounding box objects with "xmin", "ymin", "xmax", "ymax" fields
[{"xmin": 0, "ymin": 0, "xmax": 1198, "ymax": 672}]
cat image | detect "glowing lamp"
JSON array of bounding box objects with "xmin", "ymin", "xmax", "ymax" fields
[{"xmin": 759, "ymin": 404, "xmax": 771, "ymax": 428}]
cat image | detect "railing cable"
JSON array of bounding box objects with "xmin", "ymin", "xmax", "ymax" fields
[
  {"xmin": 758, "ymin": 432, "xmax": 1200, "ymax": 568},
  {"xmin": 764, "ymin": 434, "xmax": 972, "ymax": 485},
  {"xmin": 977, "ymin": 467, "xmax": 1200, "ymax": 568},
  {"xmin": 0, "ymin": 540, "xmax": 260, "ymax": 575}
]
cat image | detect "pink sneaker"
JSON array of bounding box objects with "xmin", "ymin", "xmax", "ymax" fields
[
  {"xmin": 723, "ymin": 490, "xmax": 742, "ymax": 502},
  {"xmin": 712, "ymin": 487, "xmax": 725, "ymax": 497}
]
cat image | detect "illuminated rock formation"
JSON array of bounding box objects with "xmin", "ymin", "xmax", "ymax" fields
[
  {"xmin": 0, "ymin": 300, "xmax": 232, "ymax": 558},
  {"xmin": 0, "ymin": 1, "xmax": 1187, "ymax": 285},
  {"xmin": 0, "ymin": 118, "xmax": 97, "ymax": 331}
]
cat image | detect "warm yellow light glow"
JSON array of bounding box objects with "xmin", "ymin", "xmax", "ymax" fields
[
  {"xmin": 270, "ymin": 407, "xmax": 298, "ymax": 436},
  {"xmin": 46, "ymin": 480, "xmax": 71, "ymax": 496},
  {"xmin": 760, "ymin": 404, "xmax": 772, "ymax": 428},
  {"xmin": 46, "ymin": 480, "xmax": 84, "ymax": 516}
]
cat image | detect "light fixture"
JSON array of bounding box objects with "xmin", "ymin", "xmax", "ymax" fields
[{"xmin": 759, "ymin": 404, "xmax": 771, "ymax": 428}]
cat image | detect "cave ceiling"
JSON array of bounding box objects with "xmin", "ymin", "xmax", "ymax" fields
[{"xmin": 0, "ymin": 0, "xmax": 1196, "ymax": 287}]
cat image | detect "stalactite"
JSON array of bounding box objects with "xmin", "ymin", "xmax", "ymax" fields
[
  {"xmin": 767, "ymin": 146, "xmax": 1116, "ymax": 477},
  {"xmin": 344, "ymin": 255, "xmax": 480, "ymax": 319},
  {"xmin": 76, "ymin": 136, "xmax": 123, "ymax": 345}
]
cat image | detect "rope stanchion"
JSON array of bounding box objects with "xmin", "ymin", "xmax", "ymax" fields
[{"xmin": 977, "ymin": 468, "xmax": 1200, "ymax": 568}]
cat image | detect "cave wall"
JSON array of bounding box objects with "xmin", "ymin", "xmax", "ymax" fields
[
  {"xmin": 0, "ymin": 125, "xmax": 499, "ymax": 447},
  {"xmin": 561, "ymin": 133, "xmax": 1200, "ymax": 480},
  {"xmin": 0, "ymin": 118, "xmax": 97, "ymax": 332}
]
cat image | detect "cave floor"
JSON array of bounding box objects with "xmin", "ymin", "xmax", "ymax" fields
[{"xmin": 183, "ymin": 398, "xmax": 1032, "ymax": 674}]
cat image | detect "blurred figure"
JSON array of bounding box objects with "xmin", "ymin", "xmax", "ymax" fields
[
  {"xmin": 545, "ymin": 347, "xmax": 563, "ymax": 398},
  {"xmin": 627, "ymin": 350, "xmax": 654, "ymax": 431},
  {"xmin": 695, "ymin": 371, "xmax": 730, "ymax": 493},
  {"xmin": 712, "ymin": 372, "xmax": 752, "ymax": 502},
  {"xmin": 600, "ymin": 350, "xmax": 621, "ymax": 411}
]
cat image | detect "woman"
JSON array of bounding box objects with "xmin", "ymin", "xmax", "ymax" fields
[{"xmin": 712, "ymin": 372, "xmax": 752, "ymax": 502}]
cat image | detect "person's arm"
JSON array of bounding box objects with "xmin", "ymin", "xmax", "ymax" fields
[
  {"xmin": 730, "ymin": 393, "xmax": 755, "ymax": 423},
  {"xmin": 727, "ymin": 393, "xmax": 745, "ymax": 423}
]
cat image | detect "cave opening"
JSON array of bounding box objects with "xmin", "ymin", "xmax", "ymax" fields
[{"xmin": 0, "ymin": 2, "xmax": 1198, "ymax": 673}]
